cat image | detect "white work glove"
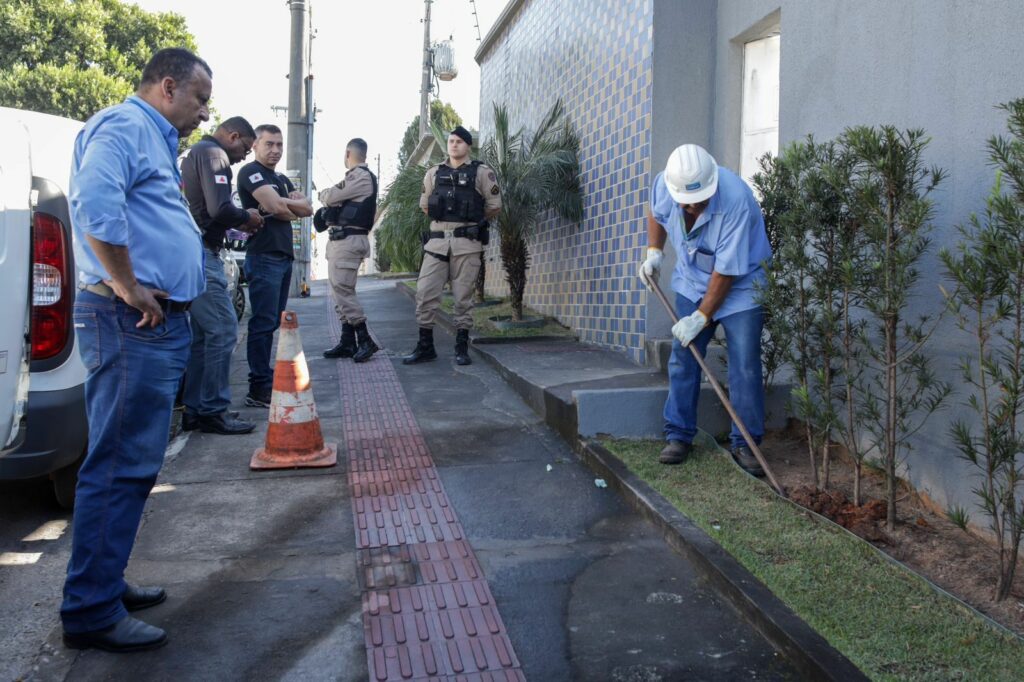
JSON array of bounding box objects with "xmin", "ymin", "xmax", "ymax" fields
[
  {"xmin": 638, "ymin": 248, "xmax": 663, "ymax": 289},
  {"xmin": 671, "ymin": 310, "xmax": 708, "ymax": 347}
]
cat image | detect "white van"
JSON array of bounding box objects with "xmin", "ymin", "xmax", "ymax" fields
[{"xmin": 0, "ymin": 108, "xmax": 88, "ymax": 507}]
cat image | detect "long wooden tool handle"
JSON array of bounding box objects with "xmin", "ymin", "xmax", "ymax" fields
[{"xmin": 647, "ymin": 276, "xmax": 786, "ymax": 497}]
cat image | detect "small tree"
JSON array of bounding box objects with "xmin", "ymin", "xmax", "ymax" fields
[
  {"xmin": 758, "ymin": 139, "xmax": 862, "ymax": 490},
  {"xmin": 758, "ymin": 142, "xmax": 821, "ymax": 485},
  {"xmin": 376, "ymin": 162, "xmax": 434, "ymax": 272},
  {"xmin": 941, "ymin": 99, "xmax": 1024, "ymax": 601},
  {"xmin": 800, "ymin": 140, "xmax": 861, "ymax": 491},
  {"xmin": 752, "ymin": 151, "xmax": 796, "ymax": 392},
  {"xmin": 481, "ymin": 101, "xmax": 582, "ymax": 321},
  {"xmin": 844, "ymin": 126, "xmax": 951, "ymax": 532}
]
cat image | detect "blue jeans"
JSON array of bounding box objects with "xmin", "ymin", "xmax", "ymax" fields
[
  {"xmin": 183, "ymin": 248, "xmax": 238, "ymax": 416},
  {"xmin": 61, "ymin": 292, "xmax": 190, "ymax": 633},
  {"xmin": 244, "ymin": 252, "xmax": 292, "ymax": 392},
  {"xmin": 664, "ymin": 293, "xmax": 765, "ymax": 449}
]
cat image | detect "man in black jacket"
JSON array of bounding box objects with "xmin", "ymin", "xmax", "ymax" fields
[{"xmin": 180, "ymin": 116, "xmax": 263, "ymax": 434}]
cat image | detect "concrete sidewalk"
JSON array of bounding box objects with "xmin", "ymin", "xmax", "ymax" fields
[{"xmin": 25, "ymin": 279, "xmax": 796, "ymax": 681}]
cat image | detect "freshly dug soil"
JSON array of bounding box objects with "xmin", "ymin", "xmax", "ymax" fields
[
  {"xmin": 758, "ymin": 431, "xmax": 1024, "ymax": 637},
  {"xmin": 788, "ymin": 486, "xmax": 888, "ymax": 542}
]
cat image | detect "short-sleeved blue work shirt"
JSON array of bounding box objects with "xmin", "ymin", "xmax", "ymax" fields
[
  {"xmin": 649, "ymin": 167, "xmax": 771, "ymax": 320},
  {"xmin": 69, "ymin": 95, "xmax": 205, "ymax": 302}
]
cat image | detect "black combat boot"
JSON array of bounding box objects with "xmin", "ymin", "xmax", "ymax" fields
[
  {"xmin": 352, "ymin": 322, "xmax": 379, "ymax": 363},
  {"xmin": 454, "ymin": 329, "xmax": 471, "ymax": 366},
  {"xmin": 402, "ymin": 327, "xmax": 437, "ymax": 365},
  {"xmin": 324, "ymin": 322, "xmax": 356, "ymax": 358}
]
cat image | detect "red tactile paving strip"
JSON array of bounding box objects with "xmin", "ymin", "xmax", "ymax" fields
[{"xmin": 328, "ymin": 311, "xmax": 525, "ymax": 680}]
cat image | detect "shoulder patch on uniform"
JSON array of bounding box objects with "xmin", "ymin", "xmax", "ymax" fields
[
  {"xmin": 214, "ymin": 175, "xmax": 228, "ymax": 184},
  {"xmin": 491, "ymin": 185, "xmax": 500, "ymax": 195},
  {"xmin": 488, "ymin": 171, "xmax": 496, "ymax": 182},
  {"xmin": 249, "ymin": 172, "xmax": 263, "ymax": 183}
]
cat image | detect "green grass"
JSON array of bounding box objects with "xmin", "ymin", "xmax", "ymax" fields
[
  {"xmin": 601, "ymin": 436, "xmax": 1024, "ymax": 682},
  {"xmin": 401, "ymin": 281, "xmax": 574, "ymax": 338}
]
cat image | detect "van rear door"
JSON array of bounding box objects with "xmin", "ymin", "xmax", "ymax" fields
[{"xmin": 0, "ymin": 125, "xmax": 33, "ymax": 449}]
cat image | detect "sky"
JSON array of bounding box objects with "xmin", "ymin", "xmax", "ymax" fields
[{"xmin": 130, "ymin": 0, "xmax": 506, "ymax": 192}]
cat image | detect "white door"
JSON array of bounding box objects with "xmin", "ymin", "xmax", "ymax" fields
[
  {"xmin": 0, "ymin": 124, "xmax": 33, "ymax": 449},
  {"xmin": 740, "ymin": 34, "xmax": 781, "ymax": 187}
]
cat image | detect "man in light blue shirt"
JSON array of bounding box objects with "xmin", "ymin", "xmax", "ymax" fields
[
  {"xmin": 62, "ymin": 48, "xmax": 210, "ymax": 653},
  {"xmin": 640, "ymin": 144, "xmax": 771, "ymax": 476}
]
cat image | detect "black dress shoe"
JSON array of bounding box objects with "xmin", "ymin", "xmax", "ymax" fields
[
  {"xmin": 122, "ymin": 584, "xmax": 166, "ymax": 611},
  {"xmin": 63, "ymin": 616, "xmax": 167, "ymax": 653},
  {"xmin": 184, "ymin": 411, "xmax": 239, "ymax": 431},
  {"xmin": 199, "ymin": 413, "xmax": 256, "ymax": 435},
  {"xmin": 731, "ymin": 445, "xmax": 766, "ymax": 477}
]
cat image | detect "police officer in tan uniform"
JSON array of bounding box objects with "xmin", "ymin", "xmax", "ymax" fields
[
  {"xmin": 403, "ymin": 126, "xmax": 501, "ymax": 366},
  {"xmin": 319, "ymin": 138, "xmax": 379, "ymax": 362}
]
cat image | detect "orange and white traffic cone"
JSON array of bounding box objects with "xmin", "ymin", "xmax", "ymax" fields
[{"xmin": 250, "ymin": 311, "xmax": 337, "ymax": 470}]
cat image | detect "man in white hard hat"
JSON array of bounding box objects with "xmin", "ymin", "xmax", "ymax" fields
[{"xmin": 639, "ymin": 144, "xmax": 771, "ymax": 475}]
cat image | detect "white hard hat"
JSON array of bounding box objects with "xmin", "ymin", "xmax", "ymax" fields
[{"xmin": 664, "ymin": 144, "xmax": 718, "ymax": 204}]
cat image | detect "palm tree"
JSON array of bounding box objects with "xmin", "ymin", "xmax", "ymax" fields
[
  {"xmin": 481, "ymin": 100, "xmax": 583, "ymax": 321},
  {"xmin": 375, "ymin": 161, "xmax": 432, "ymax": 272}
]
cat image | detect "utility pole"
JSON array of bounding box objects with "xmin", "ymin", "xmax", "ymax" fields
[
  {"xmin": 287, "ymin": 0, "xmax": 312, "ymax": 296},
  {"xmin": 418, "ymin": 0, "xmax": 432, "ymax": 139}
]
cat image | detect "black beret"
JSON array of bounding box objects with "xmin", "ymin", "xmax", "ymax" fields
[{"xmin": 450, "ymin": 126, "xmax": 472, "ymax": 146}]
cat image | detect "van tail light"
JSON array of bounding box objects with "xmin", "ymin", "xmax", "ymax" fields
[{"xmin": 31, "ymin": 212, "xmax": 71, "ymax": 360}]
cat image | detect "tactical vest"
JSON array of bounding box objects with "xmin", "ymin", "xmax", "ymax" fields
[
  {"xmin": 331, "ymin": 167, "xmax": 378, "ymax": 229},
  {"xmin": 427, "ymin": 161, "xmax": 485, "ymax": 224}
]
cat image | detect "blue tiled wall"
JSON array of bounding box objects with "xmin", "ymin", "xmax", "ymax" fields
[{"xmin": 478, "ymin": 0, "xmax": 653, "ymax": 364}]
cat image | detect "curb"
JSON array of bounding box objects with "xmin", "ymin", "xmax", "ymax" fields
[{"xmin": 577, "ymin": 438, "xmax": 867, "ymax": 682}]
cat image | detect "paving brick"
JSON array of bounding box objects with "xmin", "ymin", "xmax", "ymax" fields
[
  {"xmin": 332, "ymin": 310, "xmax": 520, "ymax": 681},
  {"xmin": 363, "ymin": 582, "xmax": 499, "ymax": 618},
  {"xmin": 409, "ymin": 673, "xmax": 527, "ymax": 682}
]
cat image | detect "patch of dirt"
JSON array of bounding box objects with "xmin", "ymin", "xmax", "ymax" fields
[
  {"xmin": 758, "ymin": 431, "xmax": 1024, "ymax": 637},
  {"xmin": 788, "ymin": 486, "xmax": 888, "ymax": 542}
]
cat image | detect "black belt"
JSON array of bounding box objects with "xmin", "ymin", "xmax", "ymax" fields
[
  {"xmin": 328, "ymin": 226, "xmax": 370, "ymax": 241},
  {"xmin": 428, "ymin": 226, "xmax": 478, "ymax": 240},
  {"xmin": 80, "ymin": 282, "xmax": 192, "ymax": 312}
]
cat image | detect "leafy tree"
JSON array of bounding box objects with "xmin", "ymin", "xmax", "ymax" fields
[
  {"xmin": 376, "ymin": 162, "xmax": 434, "ymax": 273},
  {"xmin": 844, "ymin": 126, "xmax": 951, "ymax": 532},
  {"xmin": 481, "ymin": 101, "xmax": 582, "ymax": 321},
  {"xmin": 758, "ymin": 139, "xmax": 860, "ymax": 490},
  {"xmin": 0, "ymin": 0, "xmax": 197, "ymax": 122},
  {"xmin": 941, "ymin": 99, "xmax": 1024, "ymax": 601},
  {"xmin": 397, "ymin": 100, "xmax": 463, "ymax": 168},
  {"xmin": 752, "ymin": 151, "xmax": 797, "ymax": 392}
]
